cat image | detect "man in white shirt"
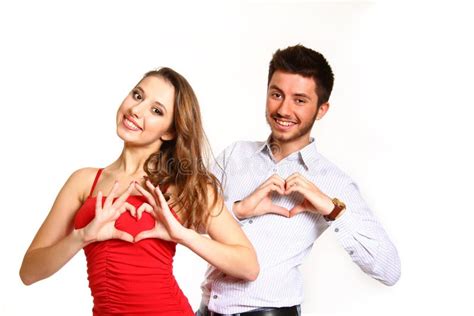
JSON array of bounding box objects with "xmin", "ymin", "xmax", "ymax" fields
[{"xmin": 198, "ymin": 45, "xmax": 401, "ymax": 316}]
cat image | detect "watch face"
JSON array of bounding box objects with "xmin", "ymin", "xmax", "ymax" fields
[{"xmin": 333, "ymin": 198, "xmax": 346, "ymax": 209}]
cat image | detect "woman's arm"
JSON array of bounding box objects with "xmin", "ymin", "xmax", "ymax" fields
[
  {"xmin": 19, "ymin": 169, "xmax": 91, "ymax": 285},
  {"xmin": 135, "ymin": 182, "xmax": 259, "ymax": 281},
  {"xmin": 181, "ymin": 196, "xmax": 259, "ymax": 281},
  {"xmin": 20, "ymin": 169, "xmax": 136, "ymax": 285}
]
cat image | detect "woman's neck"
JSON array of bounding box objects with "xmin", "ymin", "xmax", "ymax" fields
[{"xmin": 111, "ymin": 144, "xmax": 160, "ymax": 175}]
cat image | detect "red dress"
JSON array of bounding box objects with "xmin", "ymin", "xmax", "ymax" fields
[{"xmin": 74, "ymin": 169, "xmax": 194, "ymax": 315}]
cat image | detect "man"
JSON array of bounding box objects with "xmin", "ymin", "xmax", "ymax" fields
[{"xmin": 198, "ymin": 45, "xmax": 401, "ymax": 316}]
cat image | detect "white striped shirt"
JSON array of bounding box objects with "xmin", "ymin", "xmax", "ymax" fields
[{"xmin": 200, "ymin": 139, "xmax": 401, "ymax": 314}]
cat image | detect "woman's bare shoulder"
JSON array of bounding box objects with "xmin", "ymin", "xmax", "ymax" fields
[{"xmin": 65, "ymin": 167, "xmax": 103, "ymax": 202}]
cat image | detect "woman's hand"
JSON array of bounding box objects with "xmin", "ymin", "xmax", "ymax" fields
[
  {"xmin": 79, "ymin": 181, "xmax": 136, "ymax": 244},
  {"xmin": 134, "ymin": 181, "xmax": 191, "ymax": 243}
]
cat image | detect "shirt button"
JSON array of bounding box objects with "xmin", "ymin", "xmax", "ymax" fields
[
  {"xmin": 334, "ymin": 228, "xmax": 339, "ymax": 232},
  {"xmin": 213, "ymin": 295, "xmax": 218, "ymax": 299},
  {"xmin": 349, "ymin": 250, "xmax": 354, "ymax": 255},
  {"xmin": 249, "ymin": 219, "xmax": 253, "ymax": 224}
]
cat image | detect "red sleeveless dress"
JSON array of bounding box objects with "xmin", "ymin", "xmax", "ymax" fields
[{"xmin": 74, "ymin": 169, "xmax": 194, "ymax": 316}]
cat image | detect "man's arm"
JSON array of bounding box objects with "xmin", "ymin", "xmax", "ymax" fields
[
  {"xmin": 285, "ymin": 172, "xmax": 401, "ymax": 286},
  {"xmin": 328, "ymin": 181, "xmax": 401, "ymax": 286}
]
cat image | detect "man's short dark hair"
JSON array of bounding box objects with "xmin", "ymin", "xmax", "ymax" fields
[{"xmin": 268, "ymin": 44, "xmax": 334, "ymax": 106}]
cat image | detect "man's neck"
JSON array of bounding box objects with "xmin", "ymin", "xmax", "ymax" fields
[{"xmin": 270, "ymin": 135, "xmax": 311, "ymax": 162}]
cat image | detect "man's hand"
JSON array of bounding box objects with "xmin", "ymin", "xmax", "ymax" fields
[
  {"xmin": 233, "ymin": 174, "xmax": 290, "ymax": 219},
  {"xmin": 284, "ymin": 173, "xmax": 335, "ymax": 218}
]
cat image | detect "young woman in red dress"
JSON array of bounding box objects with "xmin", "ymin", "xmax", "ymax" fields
[{"xmin": 20, "ymin": 67, "xmax": 259, "ymax": 315}]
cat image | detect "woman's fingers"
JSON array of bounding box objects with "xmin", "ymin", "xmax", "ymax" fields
[
  {"xmin": 134, "ymin": 182, "xmax": 157, "ymax": 208},
  {"xmin": 154, "ymin": 185, "xmax": 173, "ymax": 219},
  {"xmin": 145, "ymin": 180, "xmax": 160, "ymax": 202},
  {"xmin": 95, "ymin": 191, "xmax": 103, "ymax": 214},
  {"xmin": 104, "ymin": 181, "xmax": 119, "ymax": 209},
  {"xmin": 119, "ymin": 202, "xmax": 136, "ymax": 219},
  {"xmin": 154, "ymin": 185, "xmax": 168, "ymax": 206},
  {"xmin": 113, "ymin": 182, "xmax": 134, "ymax": 208},
  {"xmin": 112, "ymin": 228, "xmax": 134, "ymax": 243},
  {"xmin": 136, "ymin": 203, "xmax": 154, "ymax": 220},
  {"xmin": 135, "ymin": 228, "xmax": 159, "ymax": 242}
]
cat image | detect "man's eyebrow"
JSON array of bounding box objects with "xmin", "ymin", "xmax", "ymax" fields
[
  {"xmin": 268, "ymin": 84, "xmax": 283, "ymax": 92},
  {"xmin": 269, "ymin": 85, "xmax": 311, "ymax": 99},
  {"xmin": 294, "ymin": 93, "xmax": 311, "ymax": 99}
]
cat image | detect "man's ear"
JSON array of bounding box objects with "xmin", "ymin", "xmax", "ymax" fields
[{"xmin": 316, "ymin": 102, "xmax": 330, "ymax": 120}]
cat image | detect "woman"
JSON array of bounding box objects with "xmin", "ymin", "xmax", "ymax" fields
[{"xmin": 19, "ymin": 67, "xmax": 259, "ymax": 315}]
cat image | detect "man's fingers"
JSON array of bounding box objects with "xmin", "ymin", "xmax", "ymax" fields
[
  {"xmin": 258, "ymin": 183, "xmax": 285, "ymax": 198},
  {"xmin": 270, "ymin": 183, "xmax": 286, "ymax": 195},
  {"xmin": 289, "ymin": 203, "xmax": 306, "ymax": 218},
  {"xmin": 285, "ymin": 177, "xmax": 302, "ymax": 191},
  {"xmin": 263, "ymin": 175, "xmax": 286, "ymax": 190},
  {"xmin": 285, "ymin": 182, "xmax": 310, "ymax": 196},
  {"xmin": 267, "ymin": 205, "xmax": 290, "ymax": 217},
  {"xmin": 285, "ymin": 172, "xmax": 305, "ymax": 183}
]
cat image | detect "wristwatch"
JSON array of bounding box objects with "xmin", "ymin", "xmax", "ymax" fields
[{"xmin": 323, "ymin": 198, "xmax": 346, "ymax": 221}]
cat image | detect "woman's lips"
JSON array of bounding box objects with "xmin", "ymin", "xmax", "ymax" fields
[{"xmin": 123, "ymin": 116, "xmax": 142, "ymax": 131}]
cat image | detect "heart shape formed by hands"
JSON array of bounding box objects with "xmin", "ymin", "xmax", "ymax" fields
[
  {"xmin": 114, "ymin": 203, "xmax": 155, "ymax": 238},
  {"xmin": 74, "ymin": 195, "xmax": 156, "ymax": 242}
]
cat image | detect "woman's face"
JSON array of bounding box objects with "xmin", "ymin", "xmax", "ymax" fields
[{"xmin": 116, "ymin": 75, "xmax": 175, "ymax": 148}]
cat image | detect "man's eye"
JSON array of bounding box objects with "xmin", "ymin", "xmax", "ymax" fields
[
  {"xmin": 272, "ymin": 92, "xmax": 281, "ymax": 98},
  {"xmin": 296, "ymin": 99, "xmax": 306, "ymax": 104}
]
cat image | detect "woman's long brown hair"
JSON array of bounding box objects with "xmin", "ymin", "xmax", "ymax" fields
[{"xmin": 142, "ymin": 67, "xmax": 222, "ymax": 231}]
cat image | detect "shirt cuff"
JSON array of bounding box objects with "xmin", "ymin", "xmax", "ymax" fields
[
  {"xmin": 224, "ymin": 199, "xmax": 241, "ymax": 221},
  {"xmin": 325, "ymin": 209, "xmax": 361, "ymax": 255}
]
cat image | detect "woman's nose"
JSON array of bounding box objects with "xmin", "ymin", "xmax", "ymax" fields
[{"xmin": 129, "ymin": 103, "xmax": 143, "ymax": 118}]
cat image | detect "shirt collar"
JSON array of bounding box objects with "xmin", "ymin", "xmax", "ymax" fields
[{"xmin": 256, "ymin": 136, "xmax": 320, "ymax": 170}]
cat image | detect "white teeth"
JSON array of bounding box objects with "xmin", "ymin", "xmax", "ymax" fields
[
  {"xmin": 124, "ymin": 118, "xmax": 140, "ymax": 130},
  {"xmin": 276, "ymin": 119, "xmax": 294, "ymax": 127}
]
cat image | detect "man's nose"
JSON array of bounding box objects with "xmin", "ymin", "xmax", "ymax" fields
[{"xmin": 276, "ymin": 98, "xmax": 292, "ymax": 117}]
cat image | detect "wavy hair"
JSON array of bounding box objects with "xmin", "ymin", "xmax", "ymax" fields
[{"xmin": 142, "ymin": 67, "xmax": 222, "ymax": 231}]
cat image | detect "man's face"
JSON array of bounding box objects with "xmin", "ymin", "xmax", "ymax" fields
[{"xmin": 266, "ymin": 71, "xmax": 325, "ymax": 146}]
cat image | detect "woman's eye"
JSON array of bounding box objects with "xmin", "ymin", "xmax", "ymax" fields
[
  {"xmin": 133, "ymin": 91, "xmax": 142, "ymax": 100},
  {"xmin": 152, "ymin": 108, "xmax": 163, "ymax": 115}
]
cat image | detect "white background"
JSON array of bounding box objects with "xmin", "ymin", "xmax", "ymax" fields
[{"xmin": 1, "ymin": 1, "xmax": 473, "ymax": 315}]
